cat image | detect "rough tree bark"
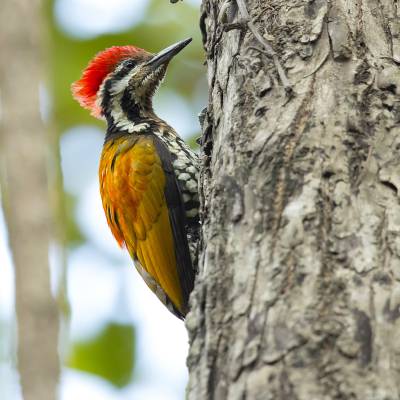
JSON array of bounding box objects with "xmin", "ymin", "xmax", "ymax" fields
[
  {"xmin": 0, "ymin": 1, "xmax": 60, "ymax": 399},
  {"xmin": 187, "ymin": 0, "xmax": 400, "ymax": 399}
]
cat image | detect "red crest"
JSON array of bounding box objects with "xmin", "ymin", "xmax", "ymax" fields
[{"xmin": 72, "ymin": 46, "xmax": 140, "ymax": 118}]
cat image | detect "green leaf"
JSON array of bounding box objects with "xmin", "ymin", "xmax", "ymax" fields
[{"xmin": 67, "ymin": 322, "xmax": 135, "ymax": 387}]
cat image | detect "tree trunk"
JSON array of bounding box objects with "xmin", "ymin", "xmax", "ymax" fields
[
  {"xmin": 187, "ymin": 0, "xmax": 400, "ymax": 399},
  {"xmin": 0, "ymin": 1, "xmax": 60, "ymax": 399}
]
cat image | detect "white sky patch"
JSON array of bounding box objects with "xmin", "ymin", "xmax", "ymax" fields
[
  {"xmin": 54, "ymin": 0, "xmax": 149, "ymax": 39},
  {"xmin": 0, "ymin": 363, "xmax": 22, "ymax": 400},
  {"xmin": 61, "ymin": 369, "xmax": 116, "ymax": 400},
  {"xmin": 186, "ymin": 0, "xmax": 202, "ymax": 5},
  {"xmin": 0, "ymin": 205, "xmax": 14, "ymax": 320},
  {"xmin": 67, "ymin": 245, "xmax": 124, "ymax": 339},
  {"xmin": 60, "ymin": 126, "xmax": 103, "ymax": 196}
]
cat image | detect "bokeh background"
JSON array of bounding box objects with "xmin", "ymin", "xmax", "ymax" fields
[{"xmin": 0, "ymin": 0, "xmax": 205, "ymax": 398}]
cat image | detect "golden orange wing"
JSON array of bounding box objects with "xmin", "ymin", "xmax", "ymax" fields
[{"xmin": 99, "ymin": 134, "xmax": 193, "ymax": 317}]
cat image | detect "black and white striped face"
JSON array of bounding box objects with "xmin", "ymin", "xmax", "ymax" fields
[
  {"xmin": 72, "ymin": 39, "xmax": 191, "ymax": 123},
  {"xmin": 97, "ymin": 38, "xmax": 192, "ymax": 127},
  {"xmin": 97, "ymin": 54, "xmax": 168, "ymax": 124}
]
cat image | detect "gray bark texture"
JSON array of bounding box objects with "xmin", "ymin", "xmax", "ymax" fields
[
  {"xmin": 186, "ymin": 0, "xmax": 400, "ymax": 399},
  {"xmin": 0, "ymin": 1, "xmax": 60, "ymax": 399}
]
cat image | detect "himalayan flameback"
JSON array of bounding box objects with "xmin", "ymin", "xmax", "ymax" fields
[{"xmin": 72, "ymin": 38, "xmax": 199, "ymax": 318}]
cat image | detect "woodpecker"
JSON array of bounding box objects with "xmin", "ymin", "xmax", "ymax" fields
[{"xmin": 72, "ymin": 38, "xmax": 199, "ymax": 319}]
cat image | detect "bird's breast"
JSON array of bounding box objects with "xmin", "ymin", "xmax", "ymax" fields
[{"xmin": 99, "ymin": 134, "xmax": 188, "ymax": 314}]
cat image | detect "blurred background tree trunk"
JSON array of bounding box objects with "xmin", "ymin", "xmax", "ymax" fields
[
  {"xmin": 0, "ymin": 1, "xmax": 60, "ymax": 399},
  {"xmin": 188, "ymin": 0, "xmax": 400, "ymax": 398}
]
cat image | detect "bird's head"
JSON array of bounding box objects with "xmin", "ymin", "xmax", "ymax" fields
[{"xmin": 72, "ymin": 38, "xmax": 192, "ymax": 120}]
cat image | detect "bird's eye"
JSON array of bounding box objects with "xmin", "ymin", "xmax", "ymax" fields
[{"xmin": 124, "ymin": 59, "xmax": 136, "ymax": 69}]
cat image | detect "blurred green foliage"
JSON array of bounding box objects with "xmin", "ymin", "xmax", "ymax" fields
[{"xmin": 67, "ymin": 323, "xmax": 135, "ymax": 387}]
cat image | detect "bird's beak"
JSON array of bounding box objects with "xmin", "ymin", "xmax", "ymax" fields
[{"xmin": 147, "ymin": 38, "xmax": 192, "ymax": 70}]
